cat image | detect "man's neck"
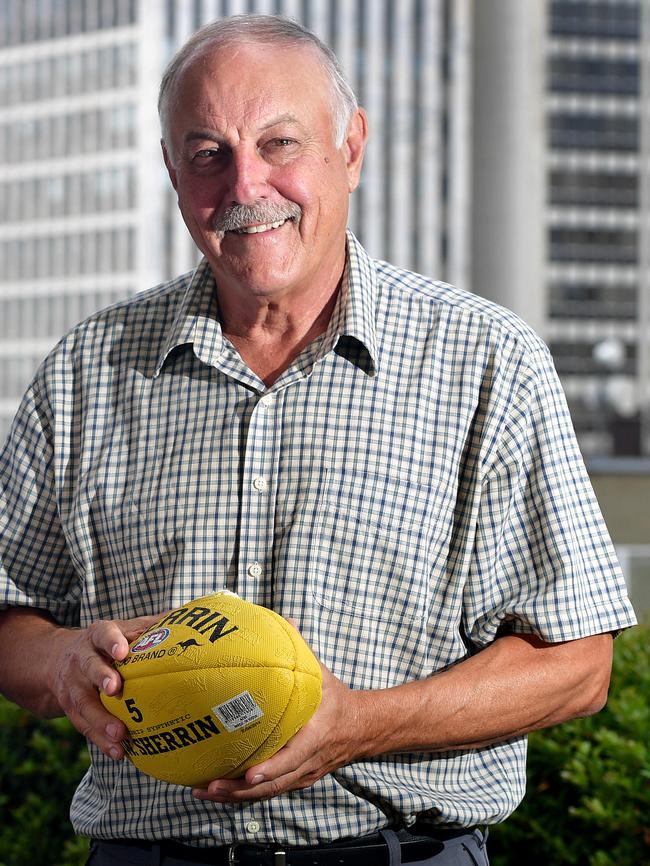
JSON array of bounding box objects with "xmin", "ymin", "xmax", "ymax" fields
[{"xmin": 219, "ymin": 282, "xmax": 341, "ymax": 387}]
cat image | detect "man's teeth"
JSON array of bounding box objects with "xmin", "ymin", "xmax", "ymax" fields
[{"xmin": 234, "ymin": 219, "xmax": 287, "ymax": 235}]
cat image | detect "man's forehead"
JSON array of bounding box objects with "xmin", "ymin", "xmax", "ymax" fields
[
  {"xmin": 172, "ymin": 43, "xmax": 332, "ymax": 137},
  {"xmin": 178, "ymin": 38, "xmax": 325, "ymax": 92}
]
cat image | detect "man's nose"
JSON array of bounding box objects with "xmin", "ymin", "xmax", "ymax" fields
[{"xmin": 228, "ymin": 148, "xmax": 270, "ymax": 204}]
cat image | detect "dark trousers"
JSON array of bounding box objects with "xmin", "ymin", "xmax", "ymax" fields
[{"xmin": 86, "ymin": 828, "xmax": 489, "ymax": 866}]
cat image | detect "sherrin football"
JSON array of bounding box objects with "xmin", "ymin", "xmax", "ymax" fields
[{"xmin": 100, "ymin": 592, "xmax": 322, "ymax": 787}]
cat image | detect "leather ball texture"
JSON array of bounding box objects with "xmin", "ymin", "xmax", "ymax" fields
[{"xmin": 100, "ymin": 592, "xmax": 322, "ymax": 787}]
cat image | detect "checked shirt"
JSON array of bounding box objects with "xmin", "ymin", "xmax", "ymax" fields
[{"xmin": 0, "ymin": 231, "xmax": 636, "ymax": 846}]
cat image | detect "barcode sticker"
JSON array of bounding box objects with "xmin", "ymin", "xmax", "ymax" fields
[{"xmin": 213, "ymin": 691, "xmax": 264, "ymax": 732}]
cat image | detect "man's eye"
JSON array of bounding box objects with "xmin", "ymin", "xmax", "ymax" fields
[
  {"xmin": 267, "ymin": 138, "xmax": 298, "ymax": 149},
  {"xmin": 194, "ymin": 149, "xmax": 220, "ymax": 159}
]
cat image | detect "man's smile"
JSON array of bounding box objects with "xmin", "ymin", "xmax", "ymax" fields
[{"xmin": 231, "ymin": 217, "xmax": 293, "ymax": 235}]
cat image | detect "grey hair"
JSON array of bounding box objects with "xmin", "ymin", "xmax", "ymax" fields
[{"xmin": 158, "ymin": 14, "xmax": 358, "ymax": 159}]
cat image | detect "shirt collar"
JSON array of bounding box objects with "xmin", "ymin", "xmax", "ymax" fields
[
  {"xmin": 154, "ymin": 258, "xmax": 224, "ymax": 377},
  {"xmin": 154, "ymin": 229, "xmax": 380, "ymax": 378},
  {"xmin": 333, "ymin": 229, "xmax": 380, "ymax": 375}
]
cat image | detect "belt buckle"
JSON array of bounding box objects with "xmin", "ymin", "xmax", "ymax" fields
[{"xmin": 227, "ymin": 843, "xmax": 287, "ymax": 866}]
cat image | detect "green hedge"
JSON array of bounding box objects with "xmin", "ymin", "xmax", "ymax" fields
[
  {"xmin": 489, "ymin": 623, "xmax": 650, "ymax": 865},
  {"xmin": 0, "ymin": 699, "xmax": 90, "ymax": 866},
  {"xmin": 0, "ymin": 624, "xmax": 647, "ymax": 866}
]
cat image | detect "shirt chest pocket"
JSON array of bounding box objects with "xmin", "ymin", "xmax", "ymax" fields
[{"xmin": 308, "ymin": 469, "xmax": 436, "ymax": 623}]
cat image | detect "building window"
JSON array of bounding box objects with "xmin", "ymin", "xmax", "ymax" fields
[
  {"xmin": 0, "ymin": 0, "xmax": 138, "ymax": 47},
  {"xmin": 0, "ymin": 43, "xmax": 138, "ymax": 107},
  {"xmin": 0, "ymin": 288, "xmax": 135, "ymax": 340},
  {"xmin": 0, "ymin": 228, "xmax": 137, "ymax": 280},
  {"xmin": 0, "ymin": 104, "xmax": 137, "ymax": 164},
  {"xmin": 548, "ymin": 169, "xmax": 638, "ymax": 208},
  {"xmin": 549, "ymin": 283, "xmax": 637, "ymax": 320},
  {"xmin": 549, "ymin": 1, "xmax": 641, "ymax": 41},
  {"xmin": 550, "ymin": 339, "xmax": 636, "ymax": 375},
  {"xmin": 548, "ymin": 57, "xmax": 639, "ymax": 97},
  {"xmin": 549, "ymin": 227, "xmax": 637, "ymax": 263},
  {"xmin": 549, "ymin": 112, "xmax": 639, "ymax": 151}
]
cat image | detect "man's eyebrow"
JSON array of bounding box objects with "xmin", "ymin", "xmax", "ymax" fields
[
  {"xmin": 260, "ymin": 113, "xmax": 303, "ymax": 131},
  {"xmin": 183, "ymin": 130, "xmax": 226, "ymax": 146}
]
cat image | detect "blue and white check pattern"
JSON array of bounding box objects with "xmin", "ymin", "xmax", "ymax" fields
[{"xmin": 0, "ymin": 232, "xmax": 636, "ymax": 846}]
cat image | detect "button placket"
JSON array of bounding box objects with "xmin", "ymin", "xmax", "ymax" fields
[{"xmin": 238, "ymin": 393, "xmax": 279, "ymax": 597}]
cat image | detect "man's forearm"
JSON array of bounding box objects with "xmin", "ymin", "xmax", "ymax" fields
[
  {"xmin": 0, "ymin": 607, "xmax": 66, "ymax": 717},
  {"xmin": 193, "ymin": 630, "xmax": 615, "ymax": 803},
  {"xmin": 353, "ymin": 632, "xmax": 613, "ymax": 756}
]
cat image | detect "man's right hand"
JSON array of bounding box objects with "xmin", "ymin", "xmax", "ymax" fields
[{"xmin": 0, "ymin": 607, "xmax": 161, "ymax": 760}]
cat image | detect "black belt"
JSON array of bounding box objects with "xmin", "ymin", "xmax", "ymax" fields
[{"xmin": 92, "ymin": 826, "xmax": 478, "ymax": 865}]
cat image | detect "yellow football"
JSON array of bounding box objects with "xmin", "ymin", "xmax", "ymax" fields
[{"xmin": 100, "ymin": 592, "xmax": 322, "ymax": 787}]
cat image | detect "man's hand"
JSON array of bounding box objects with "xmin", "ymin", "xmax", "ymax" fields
[
  {"xmin": 192, "ymin": 660, "xmax": 366, "ymax": 803},
  {"xmin": 47, "ymin": 614, "xmax": 163, "ymax": 759},
  {"xmin": 0, "ymin": 607, "xmax": 161, "ymax": 760}
]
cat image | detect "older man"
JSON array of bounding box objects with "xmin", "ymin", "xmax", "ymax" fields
[{"xmin": 0, "ymin": 14, "xmax": 636, "ymax": 866}]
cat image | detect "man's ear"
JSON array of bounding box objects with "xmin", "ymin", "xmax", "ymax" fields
[
  {"xmin": 161, "ymin": 140, "xmax": 178, "ymax": 190},
  {"xmin": 344, "ymin": 108, "xmax": 368, "ymax": 193}
]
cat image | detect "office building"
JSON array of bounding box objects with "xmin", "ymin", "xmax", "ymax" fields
[
  {"xmin": 473, "ymin": 0, "xmax": 649, "ymax": 457},
  {"xmin": 0, "ymin": 0, "xmax": 471, "ymax": 444},
  {"xmin": 0, "ymin": 0, "xmax": 164, "ymax": 440}
]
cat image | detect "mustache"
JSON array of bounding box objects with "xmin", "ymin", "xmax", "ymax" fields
[{"xmin": 213, "ymin": 202, "xmax": 302, "ymax": 237}]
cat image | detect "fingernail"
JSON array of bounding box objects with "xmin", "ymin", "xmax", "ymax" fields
[
  {"xmin": 102, "ymin": 677, "xmax": 112, "ymax": 692},
  {"xmin": 109, "ymin": 746, "xmax": 121, "ymax": 760},
  {"xmin": 111, "ymin": 643, "xmax": 120, "ymax": 658},
  {"xmin": 106, "ymin": 723, "xmax": 120, "ymax": 740},
  {"xmin": 250, "ymin": 774, "xmax": 265, "ymax": 785}
]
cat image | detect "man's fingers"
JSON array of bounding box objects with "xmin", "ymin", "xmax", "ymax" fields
[
  {"xmin": 46, "ymin": 613, "xmax": 165, "ymax": 760},
  {"xmin": 84, "ymin": 613, "xmax": 163, "ymax": 662},
  {"xmin": 193, "ymin": 773, "xmax": 294, "ymax": 802},
  {"xmin": 244, "ymin": 731, "xmax": 312, "ymax": 785},
  {"xmin": 59, "ymin": 676, "xmax": 128, "ymax": 759},
  {"xmin": 119, "ymin": 613, "xmax": 166, "ymax": 644}
]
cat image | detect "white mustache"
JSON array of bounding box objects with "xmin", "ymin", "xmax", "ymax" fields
[{"xmin": 213, "ymin": 202, "xmax": 302, "ymax": 238}]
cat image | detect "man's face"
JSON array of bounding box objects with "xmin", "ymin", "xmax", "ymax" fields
[{"xmin": 162, "ymin": 40, "xmax": 367, "ymax": 303}]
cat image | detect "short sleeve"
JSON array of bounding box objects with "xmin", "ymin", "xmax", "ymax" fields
[
  {"xmin": 0, "ymin": 376, "xmax": 80, "ymax": 626},
  {"xmin": 463, "ymin": 343, "xmax": 637, "ymax": 646}
]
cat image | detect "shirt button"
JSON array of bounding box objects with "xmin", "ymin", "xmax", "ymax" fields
[
  {"xmin": 246, "ymin": 821, "xmax": 261, "ymax": 834},
  {"xmin": 252, "ymin": 476, "xmax": 268, "ymax": 492},
  {"xmin": 248, "ymin": 562, "xmax": 263, "ymax": 578},
  {"xmin": 259, "ymin": 394, "xmax": 274, "ymax": 408}
]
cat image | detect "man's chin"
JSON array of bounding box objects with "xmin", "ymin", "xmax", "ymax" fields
[{"xmin": 211, "ymin": 259, "xmax": 299, "ymax": 298}]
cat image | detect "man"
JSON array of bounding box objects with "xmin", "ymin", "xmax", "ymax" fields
[{"xmin": 0, "ymin": 14, "xmax": 637, "ymax": 866}]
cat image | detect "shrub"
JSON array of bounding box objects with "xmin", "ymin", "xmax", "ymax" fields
[
  {"xmin": 0, "ymin": 699, "xmax": 90, "ymax": 866},
  {"xmin": 489, "ymin": 623, "xmax": 650, "ymax": 866}
]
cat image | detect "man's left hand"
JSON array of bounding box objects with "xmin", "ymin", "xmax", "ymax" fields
[{"xmin": 192, "ymin": 660, "xmax": 365, "ymax": 802}]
